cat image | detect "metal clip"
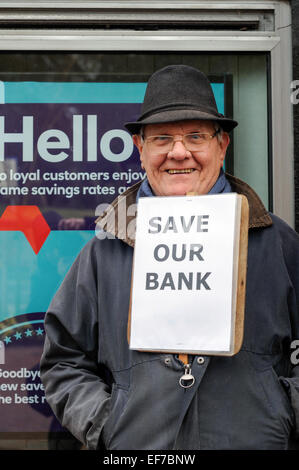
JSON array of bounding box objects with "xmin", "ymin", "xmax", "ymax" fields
[{"xmin": 179, "ymin": 363, "xmax": 195, "ymax": 388}]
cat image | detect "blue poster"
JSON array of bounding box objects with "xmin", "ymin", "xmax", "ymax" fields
[{"xmin": 0, "ymin": 81, "xmax": 225, "ymax": 433}]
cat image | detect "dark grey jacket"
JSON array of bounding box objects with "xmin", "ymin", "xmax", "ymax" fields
[{"xmin": 40, "ymin": 174, "xmax": 299, "ymax": 450}]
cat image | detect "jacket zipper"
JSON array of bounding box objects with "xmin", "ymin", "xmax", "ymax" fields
[{"xmin": 179, "ymin": 363, "xmax": 195, "ymax": 388}]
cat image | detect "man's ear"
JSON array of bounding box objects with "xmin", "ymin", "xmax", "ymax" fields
[
  {"xmin": 219, "ymin": 132, "xmax": 230, "ymax": 165},
  {"xmin": 133, "ymin": 134, "xmax": 145, "ymax": 169},
  {"xmin": 133, "ymin": 134, "xmax": 143, "ymax": 153}
]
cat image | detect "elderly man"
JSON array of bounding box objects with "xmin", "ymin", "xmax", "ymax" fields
[{"xmin": 40, "ymin": 65, "xmax": 299, "ymax": 450}]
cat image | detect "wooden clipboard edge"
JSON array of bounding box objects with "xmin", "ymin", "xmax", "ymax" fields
[{"xmin": 232, "ymin": 194, "xmax": 249, "ymax": 355}]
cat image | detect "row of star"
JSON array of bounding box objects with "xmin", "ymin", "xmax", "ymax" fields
[{"xmin": 1, "ymin": 328, "xmax": 44, "ymax": 344}]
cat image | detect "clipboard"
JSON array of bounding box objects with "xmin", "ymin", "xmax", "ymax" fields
[{"xmin": 127, "ymin": 193, "xmax": 249, "ymax": 357}]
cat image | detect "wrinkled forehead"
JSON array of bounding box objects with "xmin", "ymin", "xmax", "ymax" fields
[{"xmin": 143, "ymin": 119, "xmax": 216, "ymax": 136}]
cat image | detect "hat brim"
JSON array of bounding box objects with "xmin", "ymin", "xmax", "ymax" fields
[{"xmin": 125, "ymin": 109, "xmax": 238, "ymax": 134}]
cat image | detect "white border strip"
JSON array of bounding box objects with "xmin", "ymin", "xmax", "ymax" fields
[
  {"xmin": 0, "ymin": 1, "xmax": 281, "ymax": 11},
  {"xmin": 270, "ymin": 2, "xmax": 294, "ymax": 226},
  {"xmin": 0, "ymin": 31, "xmax": 280, "ymax": 51}
]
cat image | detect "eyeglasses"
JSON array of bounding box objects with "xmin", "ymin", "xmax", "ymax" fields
[{"xmin": 142, "ymin": 129, "xmax": 220, "ymax": 153}]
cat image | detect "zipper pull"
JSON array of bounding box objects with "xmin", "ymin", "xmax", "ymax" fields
[{"xmin": 179, "ymin": 363, "xmax": 195, "ymax": 388}]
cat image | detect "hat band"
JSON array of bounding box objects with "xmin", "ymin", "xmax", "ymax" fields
[{"xmin": 139, "ymin": 102, "xmax": 221, "ymax": 122}]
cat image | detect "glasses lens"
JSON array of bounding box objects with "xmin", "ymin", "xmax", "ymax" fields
[
  {"xmin": 146, "ymin": 135, "xmax": 173, "ymax": 152},
  {"xmin": 184, "ymin": 133, "xmax": 208, "ymax": 150}
]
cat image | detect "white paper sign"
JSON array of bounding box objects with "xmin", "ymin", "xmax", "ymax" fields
[{"xmin": 129, "ymin": 193, "xmax": 241, "ymax": 354}]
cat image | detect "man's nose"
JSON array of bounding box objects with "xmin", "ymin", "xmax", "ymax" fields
[{"xmin": 167, "ymin": 139, "xmax": 191, "ymax": 159}]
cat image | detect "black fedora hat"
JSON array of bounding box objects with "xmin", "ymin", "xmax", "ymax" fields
[{"xmin": 125, "ymin": 64, "xmax": 238, "ymax": 134}]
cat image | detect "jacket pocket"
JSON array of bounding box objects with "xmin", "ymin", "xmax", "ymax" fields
[
  {"xmin": 248, "ymin": 353, "xmax": 295, "ymax": 442},
  {"xmin": 102, "ymin": 383, "xmax": 130, "ymax": 449},
  {"xmin": 106, "ymin": 356, "xmax": 182, "ymax": 450},
  {"xmin": 265, "ymin": 367, "xmax": 295, "ymax": 433},
  {"xmin": 279, "ymin": 376, "xmax": 299, "ymax": 439}
]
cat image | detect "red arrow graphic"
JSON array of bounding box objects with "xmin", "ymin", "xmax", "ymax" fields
[{"xmin": 0, "ymin": 206, "xmax": 51, "ymax": 254}]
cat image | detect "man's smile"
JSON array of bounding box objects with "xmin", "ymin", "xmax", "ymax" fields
[{"xmin": 166, "ymin": 168, "xmax": 196, "ymax": 174}]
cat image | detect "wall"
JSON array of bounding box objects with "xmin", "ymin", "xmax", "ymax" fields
[{"xmin": 292, "ymin": 0, "xmax": 299, "ymax": 231}]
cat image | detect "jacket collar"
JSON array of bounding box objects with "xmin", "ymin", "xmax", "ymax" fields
[{"xmin": 96, "ymin": 173, "xmax": 272, "ymax": 247}]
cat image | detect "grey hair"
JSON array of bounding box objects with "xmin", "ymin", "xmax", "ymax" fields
[
  {"xmin": 213, "ymin": 122, "xmax": 224, "ymax": 143},
  {"xmin": 139, "ymin": 125, "xmax": 145, "ymax": 140}
]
